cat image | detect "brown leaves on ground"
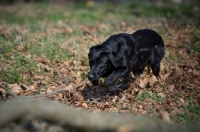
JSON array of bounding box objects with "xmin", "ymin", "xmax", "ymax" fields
[{"xmin": 0, "ymin": 16, "xmax": 200, "ymax": 125}]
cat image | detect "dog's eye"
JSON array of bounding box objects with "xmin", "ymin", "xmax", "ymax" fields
[{"xmin": 98, "ymin": 61, "xmax": 104, "ymax": 66}]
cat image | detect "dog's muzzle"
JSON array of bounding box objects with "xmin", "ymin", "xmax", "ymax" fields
[
  {"xmin": 88, "ymin": 73, "xmax": 99, "ymax": 86},
  {"xmin": 88, "ymin": 73, "xmax": 95, "ymax": 81}
]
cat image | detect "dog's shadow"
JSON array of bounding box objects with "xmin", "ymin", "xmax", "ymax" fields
[{"xmin": 80, "ymin": 82, "xmax": 130, "ymax": 99}]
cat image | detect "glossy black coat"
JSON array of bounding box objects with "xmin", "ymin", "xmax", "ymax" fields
[{"xmin": 88, "ymin": 29, "xmax": 165, "ymax": 87}]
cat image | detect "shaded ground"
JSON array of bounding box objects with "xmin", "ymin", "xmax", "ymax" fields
[{"xmin": 0, "ymin": 1, "xmax": 200, "ymax": 131}]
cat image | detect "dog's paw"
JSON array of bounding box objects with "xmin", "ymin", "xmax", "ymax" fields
[
  {"xmin": 104, "ymin": 80, "xmax": 113, "ymax": 88},
  {"xmin": 92, "ymin": 81, "xmax": 98, "ymax": 86}
]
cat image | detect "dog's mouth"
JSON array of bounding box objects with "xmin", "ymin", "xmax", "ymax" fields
[
  {"xmin": 89, "ymin": 74, "xmax": 106, "ymax": 86},
  {"xmin": 91, "ymin": 80, "xmax": 99, "ymax": 86},
  {"xmin": 88, "ymin": 70, "xmax": 107, "ymax": 86}
]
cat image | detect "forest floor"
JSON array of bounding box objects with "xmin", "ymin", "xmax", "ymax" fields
[{"xmin": 0, "ymin": 1, "xmax": 200, "ymax": 131}]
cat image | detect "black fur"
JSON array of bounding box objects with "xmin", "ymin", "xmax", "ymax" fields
[{"xmin": 88, "ymin": 29, "xmax": 165, "ymax": 87}]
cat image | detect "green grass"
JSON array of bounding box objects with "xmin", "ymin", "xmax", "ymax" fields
[
  {"xmin": 137, "ymin": 91, "xmax": 164, "ymax": 102},
  {"xmin": 0, "ymin": 35, "xmax": 71, "ymax": 84},
  {"xmin": 81, "ymin": 72, "xmax": 88, "ymax": 81},
  {"xmin": 0, "ymin": 1, "xmax": 199, "ymax": 125},
  {"xmin": 6, "ymin": 66, "xmax": 22, "ymax": 83},
  {"xmin": 173, "ymin": 96, "xmax": 200, "ymax": 124},
  {"xmin": 0, "ymin": 53, "xmax": 38, "ymax": 83},
  {"xmin": 0, "ymin": 2, "xmax": 199, "ymax": 26},
  {"xmin": 0, "ymin": 1, "xmax": 198, "ymax": 84},
  {"xmin": 137, "ymin": 91, "xmax": 151, "ymax": 101},
  {"xmin": 129, "ymin": 2, "xmax": 200, "ymax": 18}
]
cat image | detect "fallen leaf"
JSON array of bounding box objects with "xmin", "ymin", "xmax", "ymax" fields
[
  {"xmin": 81, "ymin": 103, "xmax": 88, "ymax": 108},
  {"xmin": 17, "ymin": 45, "xmax": 27, "ymax": 52},
  {"xmin": 149, "ymin": 76, "xmax": 157, "ymax": 86},
  {"xmin": 8, "ymin": 84, "xmax": 21, "ymax": 95},
  {"xmin": 0, "ymin": 88, "xmax": 6, "ymax": 97},
  {"xmin": 119, "ymin": 95, "xmax": 130, "ymax": 103},
  {"xmin": 87, "ymin": 0, "xmax": 95, "ymax": 7},
  {"xmin": 159, "ymin": 110, "xmax": 171, "ymax": 123},
  {"xmin": 193, "ymin": 69, "xmax": 200, "ymax": 76},
  {"xmin": 160, "ymin": 73, "xmax": 170, "ymax": 81},
  {"xmin": 167, "ymin": 85, "xmax": 174, "ymax": 93},
  {"xmin": 139, "ymin": 77, "xmax": 149, "ymax": 88},
  {"xmin": 63, "ymin": 26, "xmax": 73, "ymax": 34},
  {"xmin": 138, "ymin": 105, "xmax": 143, "ymax": 109},
  {"xmin": 158, "ymin": 92, "xmax": 166, "ymax": 98},
  {"xmin": 154, "ymin": 85, "xmax": 163, "ymax": 92},
  {"xmin": 47, "ymin": 88, "xmax": 53, "ymax": 94},
  {"xmin": 63, "ymin": 83, "xmax": 74, "ymax": 91}
]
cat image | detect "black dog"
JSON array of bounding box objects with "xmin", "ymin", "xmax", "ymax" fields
[{"xmin": 88, "ymin": 29, "xmax": 165, "ymax": 87}]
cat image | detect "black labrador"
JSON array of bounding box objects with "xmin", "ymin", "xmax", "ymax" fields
[{"xmin": 88, "ymin": 29, "xmax": 165, "ymax": 87}]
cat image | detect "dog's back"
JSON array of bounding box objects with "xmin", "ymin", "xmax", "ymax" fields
[
  {"xmin": 132, "ymin": 29, "xmax": 164, "ymax": 47},
  {"xmin": 132, "ymin": 29, "xmax": 165, "ymax": 77}
]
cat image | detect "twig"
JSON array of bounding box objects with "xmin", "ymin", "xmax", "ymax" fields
[
  {"xmin": 23, "ymin": 89, "xmax": 70, "ymax": 98},
  {"xmin": 6, "ymin": 89, "xmax": 70, "ymax": 98}
]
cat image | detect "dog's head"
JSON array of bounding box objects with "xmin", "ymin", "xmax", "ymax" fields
[{"xmin": 88, "ymin": 45, "xmax": 113, "ymax": 86}]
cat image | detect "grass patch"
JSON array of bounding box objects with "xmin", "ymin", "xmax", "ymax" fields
[
  {"xmin": 138, "ymin": 91, "xmax": 164, "ymax": 102},
  {"xmin": 173, "ymin": 96, "xmax": 200, "ymax": 124},
  {"xmin": 0, "ymin": 11, "xmax": 39, "ymax": 25},
  {"xmin": 0, "ymin": 1, "xmax": 199, "ymax": 125},
  {"xmin": 129, "ymin": 2, "xmax": 200, "ymax": 18},
  {"xmin": 137, "ymin": 91, "xmax": 151, "ymax": 101},
  {"xmin": 0, "ymin": 52, "xmax": 38, "ymax": 84}
]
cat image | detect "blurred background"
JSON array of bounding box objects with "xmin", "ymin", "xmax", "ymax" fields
[
  {"xmin": 0, "ymin": 0, "xmax": 199, "ymax": 5},
  {"xmin": 0, "ymin": 0, "xmax": 200, "ymax": 129}
]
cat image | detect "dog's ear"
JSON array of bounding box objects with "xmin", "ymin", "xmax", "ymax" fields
[
  {"xmin": 90, "ymin": 44, "xmax": 103, "ymax": 51},
  {"xmin": 88, "ymin": 44, "xmax": 102, "ymax": 58},
  {"xmin": 102, "ymin": 46, "xmax": 122, "ymax": 68},
  {"xmin": 89, "ymin": 44, "xmax": 121, "ymax": 67}
]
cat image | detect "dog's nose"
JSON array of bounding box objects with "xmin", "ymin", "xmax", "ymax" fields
[{"xmin": 88, "ymin": 74, "xmax": 94, "ymax": 80}]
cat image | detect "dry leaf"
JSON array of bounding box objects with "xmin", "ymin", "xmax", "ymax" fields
[
  {"xmin": 63, "ymin": 83, "xmax": 74, "ymax": 91},
  {"xmin": 82, "ymin": 103, "xmax": 88, "ymax": 108},
  {"xmin": 138, "ymin": 105, "xmax": 143, "ymax": 109},
  {"xmin": 29, "ymin": 85, "xmax": 35, "ymax": 91},
  {"xmin": 87, "ymin": 0, "xmax": 95, "ymax": 7},
  {"xmin": 193, "ymin": 69, "xmax": 200, "ymax": 76},
  {"xmin": 139, "ymin": 77, "xmax": 149, "ymax": 88},
  {"xmin": 159, "ymin": 110, "xmax": 171, "ymax": 123},
  {"xmin": 149, "ymin": 76, "xmax": 157, "ymax": 86},
  {"xmin": 63, "ymin": 26, "xmax": 73, "ymax": 34},
  {"xmin": 154, "ymin": 85, "xmax": 163, "ymax": 92},
  {"xmin": 8, "ymin": 84, "xmax": 21, "ymax": 95},
  {"xmin": 160, "ymin": 73, "xmax": 170, "ymax": 81},
  {"xmin": 46, "ymin": 88, "xmax": 53, "ymax": 94},
  {"xmin": 17, "ymin": 45, "xmax": 26, "ymax": 52},
  {"xmin": 119, "ymin": 95, "xmax": 129, "ymax": 103},
  {"xmin": 167, "ymin": 85, "xmax": 174, "ymax": 93},
  {"xmin": 158, "ymin": 92, "xmax": 166, "ymax": 98},
  {"xmin": 0, "ymin": 88, "xmax": 6, "ymax": 97}
]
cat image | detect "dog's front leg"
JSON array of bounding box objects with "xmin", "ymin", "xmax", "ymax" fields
[{"xmin": 104, "ymin": 67, "xmax": 130, "ymax": 87}]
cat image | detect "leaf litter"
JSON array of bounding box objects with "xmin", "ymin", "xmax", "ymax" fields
[{"xmin": 0, "ymin": 3, "xmax": 200, "ymax": 127}]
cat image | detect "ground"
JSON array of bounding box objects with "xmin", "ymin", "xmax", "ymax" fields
[{"xmin": 0, "ymin": 1, "xmax": 200, "ymax": 131}]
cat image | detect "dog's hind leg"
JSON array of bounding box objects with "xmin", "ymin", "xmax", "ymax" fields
[
  {"xmin": 150, "ymin": 64, "xmax": 160, "ymax": 77},
  {"xmin": 132, "ymin": 65, "xmax": 146, "ymax": 78},
  {"xmin": 124, "ymin": 74, "xmax": 131, "ymax": 83},
  {"xmin": 149, "ymin": 45, "xmax": 165, "ymax": 77}
]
